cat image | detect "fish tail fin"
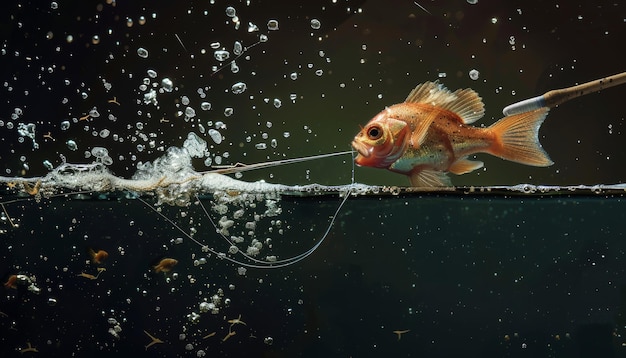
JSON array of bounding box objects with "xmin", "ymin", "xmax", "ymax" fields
[{"xmin": 487, "ymin": 107, "xmax": 553, "ymax": 167}]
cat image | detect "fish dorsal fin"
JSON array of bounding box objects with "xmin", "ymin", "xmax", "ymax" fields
[{"xmin": 405, "ymin": 81, "xmax": 485, "ymax": 124}]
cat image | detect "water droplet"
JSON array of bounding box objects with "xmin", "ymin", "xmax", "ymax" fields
[
  {"xmin": 161, "ymin": 78, "xmax": 173, "ymax": 92},
  {"xmin": 66, "ymin": 140, "xmax": 78, "ymax": 151},
  {"xmin": 214, "ymin": 50, "xmax": 230, "ymax": 61},
  {"xmin": 91, "ymin": 147, "xmax": 109, "ymax": 158},
  {"xmin": 201, "ymin": 102, "xmax": 211, "ymax": 111},
  {"xmin": 225, "ymin": 6, "xmax": 236, "ymax": 18},
  {"xmin": 231, "ymin": 82, "xmax": 247, "ymax": 94},
  {"xmin": 310, "ymin": 19, "xmax": 321, "ymax": 29},
  {"xmin": 469, "ymin": 69, "xmax": 480, "ymax": 80},
  {"xmin": 185, "ymin": 107, "xmax": 196, "ymax": 118},
  {"xmin": 273, "ymin": 98, "xmax": 282, "ymax": 108},
  {"xmin": 267, "ymin": 19, "xmax": 279, "ymax": 31},
  {"xmin": 248, "ymin": 22, "xmax": 259, "ymax": 32},
  {"xmin": 208, "ymin": 129, "xmax": 223, "ymax": 144},
  {"xmin": 233, "ymin": 41, "xmax": 243, "ymax": 55},
  {"xmin": 137, "ymin": 47, "xmax": 149, "ymax": 58}
]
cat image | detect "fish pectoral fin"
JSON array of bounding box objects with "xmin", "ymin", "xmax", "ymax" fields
[
  {"xmin": 449, "ymin": 158, "xmax": 484, "ymax": 175},
  {"xmin": 409, "ymin": 118, "xmax": 433, "ymax": 148},
  {"xmin": 409, "ymin": 169, "xmax": 452, "ymax": 187},
  {"xmin": 409, "ymin": 110, "xmax": 438, "ymax": 148}
]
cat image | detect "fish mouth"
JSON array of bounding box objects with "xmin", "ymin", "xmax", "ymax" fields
[{"xmin": 351, "ymin": 140, "xmax": 371, "ymax": 158}]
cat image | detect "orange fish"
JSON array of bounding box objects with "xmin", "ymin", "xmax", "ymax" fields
[
  {"xmin": 351, "ymin": 81, "xmax": 553, "ymax": 186},
  {"xmin": 88, "ymin": 248, "xmax": 109, "ymax": 264},
  {"xmin": 3, "ymin": 274, "xmax": 17, "ymax": 289},
  {"xmin": 153, "ymin": 258, "xmax": 178, "ymax": 273}
]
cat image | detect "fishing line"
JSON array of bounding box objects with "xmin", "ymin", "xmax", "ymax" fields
[
  {"xmin": 205, "ymin": 150, "xmax": 353, "ymax": 175},
  {"xmin": 136, "ymin": 149, "xmax": 357, "ymax": 269}
]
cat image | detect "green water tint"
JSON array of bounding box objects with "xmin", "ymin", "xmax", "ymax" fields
[{"xmin": 2, "ymin": 183, "xmax": 626, "ymax": 356}]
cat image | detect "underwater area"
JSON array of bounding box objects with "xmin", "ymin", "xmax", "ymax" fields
[{"xmin": 0, "ymin": 0, "xmax": 625, "ymax": 357}]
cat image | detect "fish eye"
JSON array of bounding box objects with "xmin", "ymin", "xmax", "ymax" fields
[{"xmin": 366, "ymin": 125, "xmax": 382, "ymax": 140}]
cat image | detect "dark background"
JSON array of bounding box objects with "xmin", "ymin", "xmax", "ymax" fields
[
  {"xmin": 0, "ymin": 0, "xmax": 624, "ymax": 186},
  {"xmin": 1, "ymin": 1, "xmax": 626, "ymax": 357}
]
